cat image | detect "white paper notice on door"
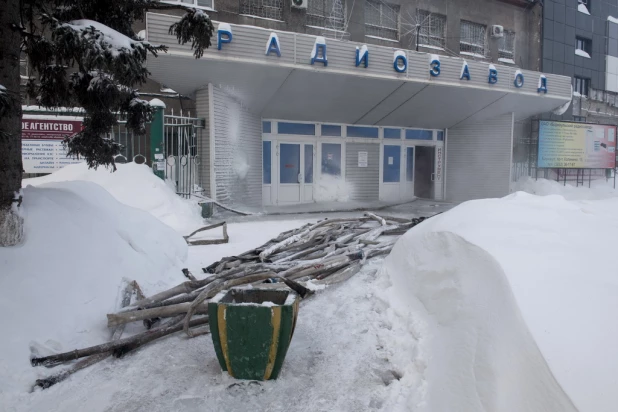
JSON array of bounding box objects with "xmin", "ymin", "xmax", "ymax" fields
[
  {"xmin": 388, "ymin": 156, "xmax": 394, "ymax": 165},
  {"xmin": 358, "ymin": 151, "xmax": 368, "ymax": 167}
]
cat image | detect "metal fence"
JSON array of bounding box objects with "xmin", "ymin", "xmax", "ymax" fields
[
  {"xmin": 163, "ymin": 110, "xmax": 205, "ymax": 198},
  {"xmin": 110, "ymin": 117, "xmax": 148, "ymax": 165}
]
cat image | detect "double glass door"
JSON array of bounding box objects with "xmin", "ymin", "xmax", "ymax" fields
[{"xmin": 278, "ymin": 142, "xmax": 314, "ymax": 204}]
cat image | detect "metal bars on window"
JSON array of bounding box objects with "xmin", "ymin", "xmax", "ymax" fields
[
  {"xmin": 460, "ymin": 20, "xmax": 487, "ymax": 57},
  {"xmin": 364, "ymin": 0, "xmax": 400, "ymax": 41},
  {"xmin": 307, "ymin": 0, "xmax": 346, "ymax": 31},
  {"xmin": 416, "ymin": 10, "xmax": 446, "ymax": 49},
  {"xmin": 240, "ymin": 0, "xmax": 283, "ymax": 20},
  {"xmin": 498, "ymin": 30, "xmax": 515, "ymax": 60}
]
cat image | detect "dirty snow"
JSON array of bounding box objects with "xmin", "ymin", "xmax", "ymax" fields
[{"xmin": 23, "ymin": 162, "xmax": 203, "ymax": 233}]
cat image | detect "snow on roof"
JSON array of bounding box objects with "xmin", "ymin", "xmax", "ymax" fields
[
  {"xmin": 311, "ymin": 36, "xmax": 327, "ymax": 59},
  {"xmin": 430, "ymin": 54, "xmax": 440, "ymax": 62},
  {"xmin": 460, "ymin": 60, "xmax": 469, "ymax": 78},
  {"xmin": 488, "ymin": 63, "xmax": 497, "ymax": 71},
  {"xmin": 393, "ymin": 50, "xmax": 406, "ymax": 59},
  {"xmin": 608, "ymin": 16, "xmax": 618, "ymax": 24}
]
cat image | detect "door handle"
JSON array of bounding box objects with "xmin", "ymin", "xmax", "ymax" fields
[
  {"xmin": 298, "ymin": 173, "xmax": 303, "ymax": 183},
  {"xmin": 431, "ymin": 173, "xmax": 435, "ymax": 182}
]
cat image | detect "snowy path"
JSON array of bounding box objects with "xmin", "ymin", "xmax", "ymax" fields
[{"xmin": 15, "ymin": 262, "xmax": 408, "ymax": 412}]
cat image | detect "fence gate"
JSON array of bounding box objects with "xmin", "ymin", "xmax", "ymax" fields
[{"xmin": 164, "ymin": 111, "xmax": 204, "ymax": 198}]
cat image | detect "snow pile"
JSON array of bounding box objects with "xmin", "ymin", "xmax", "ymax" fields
[
  {"xmin": 313, "ymin": 174, "xmax": 351, "ymax": 202},
  {"xmin": 23, "ymin": 162, "xmax": 203, "ymax": 233},
  {"xmin": 512, "ymin": 176, "xmax": 618, "ymax": 200},
  {"xmin": 383, "ymin": 192, "xmax": 618, "ymax": 411},
  {"xmin": 0, "ymin": 181, "xmax": 187, "ymax": 396}
]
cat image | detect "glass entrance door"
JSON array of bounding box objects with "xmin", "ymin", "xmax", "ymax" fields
[
  {"xmin": 278, "ymin": 142, "xmax": 314, "ymax": 204},
  {"xmin": 402, "ymin": 146, "xmax": 415, "ymax": 200}
]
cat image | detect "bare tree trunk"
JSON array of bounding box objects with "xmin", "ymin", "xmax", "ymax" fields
[{"xmin": 0, "ymin": 0, "xmax": 24, "ymax": 247}]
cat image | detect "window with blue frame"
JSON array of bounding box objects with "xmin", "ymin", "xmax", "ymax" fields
[
  {"xmin": 405, "ymin": 129, "xmax": 433, "ymax": 140},
  {"xmin": 384, "ymin": 128, "xmax": 401, "ymax": 139},
  {"xmin": 383, "ymin": 145, "xmax": 401, "ymax": 182},
  {"xmin": 263, "ymin": 141, "xmax": 271, "ymax": 184},
  {"xmin": 262, "ymin": 121, "xmax": 272, "ymax": 134},
  {"xmin": 347, "ymin": 125, "xmax": 379, "ymax": 138},
  {"xmin": 437, "ymin": 131, "xmax": 444, "ymax": 141},
  {"xmin": 321, "ymin": 143, "xmax": 342, "ymax": 176},
  {"xmin": 278, "ymin": 122, "xmax": 316, "ymax": 135},
  {"xmin": 321, "ymin": 124, "xmax": 342, "ymax": 137}
]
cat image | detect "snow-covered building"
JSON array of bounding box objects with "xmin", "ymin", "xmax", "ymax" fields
[{"xmin": 144, "ymin": 8, "xmax": 570, "ymax": 206}]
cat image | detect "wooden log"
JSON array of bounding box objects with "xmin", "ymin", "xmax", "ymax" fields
[
  {"xmin": 181, "ymin": 268, "xmax": 197, "ymax": 282},
  {"xmin": 107, "ymin": 302, "xmax": 210, "ymax": 328},
  {"xmin": 364, "ymin": 212, "xmax": 387, "ymax": 226},
  {"xmin": 31, "ymin": 316, "xmax": 209, "ymax": 367},
  {"xmin": 316, "ymin": 261, "xmax": 363, "ymax": 284}
]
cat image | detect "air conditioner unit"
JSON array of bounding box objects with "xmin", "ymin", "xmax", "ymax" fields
[
  {"xmin": 491, "ymin": 25, "xmax": 504, "ymax": 38},
  {"xmin": 291, "ymin": 0, "xmax": 308, "ymax": 9}
]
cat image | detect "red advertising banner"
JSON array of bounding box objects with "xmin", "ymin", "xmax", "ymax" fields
[{"xmin": 21, "ymin": 115, "xmax": 85, "ymax": 173}]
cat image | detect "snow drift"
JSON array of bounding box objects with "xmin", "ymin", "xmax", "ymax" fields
[
  {"xmin": 512, "ymin": 175, "xmax": 618, "ymax": 200},
  {"xmin": 0, "ymin": 182, "xmax": 187, "ymax": 396},
  {"xmin": 384, "ymin": 191, "xmax": 618, "ymax": 411},
  {"xmin": 383, "ymin": 231, "xmax": 576, "ymax": 411},
  {"xmin": 23, "ymin": 162, "xmax": 203, "ymax": 233}
]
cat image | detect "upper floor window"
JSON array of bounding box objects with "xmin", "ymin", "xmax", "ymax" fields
[
  {"xmin": 498, "ymin": 30, "xmax": 516, "ymax": 63},
  {"xmin": 161, "ymin": 0, "xmax": 214, "ymax": 10},
  {"xmin": 240, "ymin": 0, "xmax": 283, "ymax": 21},
  {"xmin": 416, "ymin": 10, "xmax": 446, "ymax": 50},
  {"xmin": 576, "ymin": 37, "xmax": 592, "ymax": 58},
  {"xmin": 307, "ymin": 0, "xmax": 346, "ymax": 31},
  {"xmin": 574, "ymin": 76, "xmax": 590, "ymax": 96},
  {"xmin": 365, "ymin": 0, "xmax": 400, "ymax": 41},
  {"xmin": 460, "ymin": 20, "xmax": 487, "ymax": 58}
]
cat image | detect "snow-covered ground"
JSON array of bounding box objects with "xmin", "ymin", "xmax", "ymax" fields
[
  {"xmin": 2, "ymin": 167, "xmax": 618, "ymax": 411},
  {"xmin": 23, "ymin": 162, "xmax": 204, "ymax": 233}
]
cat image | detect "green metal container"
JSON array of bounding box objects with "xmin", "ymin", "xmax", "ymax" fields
[{"xmin": 208, "ymin": 288, "xmax": 299, "ymax": 380}]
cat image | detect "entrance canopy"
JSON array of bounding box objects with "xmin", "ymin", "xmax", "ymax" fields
[{"xmin": 145, "ymin": 13, "xmax": 571, "ymax": 129}]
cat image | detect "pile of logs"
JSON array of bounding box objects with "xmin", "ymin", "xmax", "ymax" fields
[{"xmin": 30, "ymin": 212, "xmax": 430, "ymax": 389}]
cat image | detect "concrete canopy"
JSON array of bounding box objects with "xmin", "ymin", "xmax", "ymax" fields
[{"xmin": 146, "ymin": 13, "xmax": 572, "ymax": 129}]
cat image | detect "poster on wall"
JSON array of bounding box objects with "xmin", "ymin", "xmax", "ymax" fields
[
  {"xmin": 358, "ymin": 151, "xmax": 368, "ymax": 167},
  {"xmin": 435, "ymin": 146, "xmax": 443, "ymax": 181},
  {"xmin": 538, "ymin": 121, "xmax": 617, "ymax": 169},
  {"xmin": 22, "ymin": 115, "xmax": 84, "ymax": 173}
]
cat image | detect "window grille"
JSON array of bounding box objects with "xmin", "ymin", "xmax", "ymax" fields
[
  {"xmin": 161, "ymin": 0, "xmax": 214, "ymax": 9},
  {"xmin": 240, "ymin": 0, "xmax": 283, "ymax": 20},
  {"xmin": 307, "ymin": 0, "xmax": 346, "ymax": 31},
  {"xmin": 460, "ymin": 20, "xmax": 487, "ymax": 57},
  {"xmin": 365, "ymin": 0, "xmax": 400, "ymax": 41},
  {"xmin": 416, "ymin": 10, "xmax": 446, "ymax": 49},
  {"xmin": 498, "ymin": 30, "xmax": 515, "ymax": 61}
]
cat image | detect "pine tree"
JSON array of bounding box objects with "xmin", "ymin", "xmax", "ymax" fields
[{"xmin": 0, "ymin": 0, "xmax": 213, "ymax": 246}]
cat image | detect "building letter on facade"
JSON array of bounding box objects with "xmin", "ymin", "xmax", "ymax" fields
[
  {"xmin": 265, "ymin": 32, "xmax": 281, "ymax": 57},
  {"xmin": 356, "ymin": 45, "xmax": 369, "ymax": 68},
  {"xmin": 311, "ymin": 36, "xmax": 328, "ymax": 66},
  {"xmin": 514, "ymin": 70, "xmax": 524, "ymax": 88},
  {"xmin": 460, "ymin": 61, "xmax": 471, "ymax": 81},
  {"xmin": 488, "ymin": 65, "xmax": 498, "ymax": 84},
  {"xmin": 217, "ymin": 23, "xmax": 233, "ymax": 50},
  {"xmin": 393, "ymin": 51, "xmax": 407, "ymax": 73},
  {"xmin": 430, "ymin": 54, "xmax": 440, "ymax": 77},
  {"xmin": 538, "ymin": 75, "xmax": 548, "ymax": 93}
]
